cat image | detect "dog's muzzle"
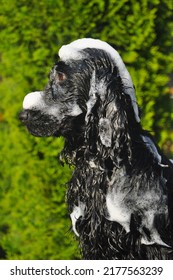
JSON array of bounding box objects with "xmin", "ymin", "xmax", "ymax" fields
[{"xmin": 19, "ymin": 91, "xmax": 45, "ymax": 124}]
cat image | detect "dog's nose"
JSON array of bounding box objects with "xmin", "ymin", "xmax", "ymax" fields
[{"xmin": 19, "ymin": 110, "xmax": 29, "ymax": 122}]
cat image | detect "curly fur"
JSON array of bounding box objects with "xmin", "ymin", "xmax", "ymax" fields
[{"xmin": 19, "ymin": 38, "xmax": 173, "ymax": 259}]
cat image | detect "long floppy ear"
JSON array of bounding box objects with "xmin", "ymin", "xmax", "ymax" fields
[{"xmin": 84, "ymin": 65, "xmax": 140, "ymax": 157}]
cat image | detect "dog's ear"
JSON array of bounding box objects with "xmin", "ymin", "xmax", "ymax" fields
[{"xmin": 84, "ymin": 65, "xmax": 137, "ymax": 150}]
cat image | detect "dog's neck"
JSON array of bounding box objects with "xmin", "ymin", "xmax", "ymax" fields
[
  {"xmin": 63, "ymin": 123, "xmax": 134, "ymax": 174},
  {"xmin": 62, "ymin": 116, "xmax": 163, "ymax": 179}
]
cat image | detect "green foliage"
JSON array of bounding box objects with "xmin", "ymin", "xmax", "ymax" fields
[{"xmin": 0, "ymin": 0, "xmax": 173, "ymax": 259}]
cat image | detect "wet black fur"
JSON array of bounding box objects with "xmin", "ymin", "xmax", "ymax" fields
[
  {"xmin": 62, "ymin": 49, "xmax": 173, "ymax": 259},
  {"xmin": 20, "ymin": 48, "xmax": 173, "ymax": 259}
]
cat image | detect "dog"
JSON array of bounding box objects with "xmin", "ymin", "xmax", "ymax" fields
[{"xmin": 19, "ymin": 38, "xmax": 173, "ymax": 259}]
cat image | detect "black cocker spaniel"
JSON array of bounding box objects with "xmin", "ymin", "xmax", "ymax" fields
[{"xmin": 20, "ymin": 38, "xmax": 173, "ymax": 260}]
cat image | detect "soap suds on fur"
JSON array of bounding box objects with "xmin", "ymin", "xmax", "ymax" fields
[{"xmin": 59, "ymin": 38, "xmax": 140, "ymax": 122}]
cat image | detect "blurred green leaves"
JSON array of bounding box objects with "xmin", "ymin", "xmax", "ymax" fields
[{"xmin": 0, "ymin": 0, "xmax": 173, "ymax": 259}]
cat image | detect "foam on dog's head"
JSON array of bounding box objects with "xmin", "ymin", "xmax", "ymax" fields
[
  {"xmin": 58, "ymin": 38, "xmax": 140, "ymax": 122},
  {"xmin": 59, "ymin": 38, "xmax": 119, "ymax": 61}
]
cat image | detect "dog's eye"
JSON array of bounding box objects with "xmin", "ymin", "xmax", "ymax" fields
[{"xmin": 56, "ymin": 72, "xmax": 66, "ymax": 82}]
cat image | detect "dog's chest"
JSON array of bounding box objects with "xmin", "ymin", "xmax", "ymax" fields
[{"xmin": 70, "ymin": 166, "xmax": 169, "ymax": 248}]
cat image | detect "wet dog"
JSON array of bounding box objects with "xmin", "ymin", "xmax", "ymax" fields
[{"xmin": 20, "ymin": 38, "xmax": 173, "ymax": 259}]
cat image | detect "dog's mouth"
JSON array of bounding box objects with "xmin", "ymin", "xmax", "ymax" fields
[{"xmin": 19, "ymin": 109, "xmax": 61, "ymax": 137}]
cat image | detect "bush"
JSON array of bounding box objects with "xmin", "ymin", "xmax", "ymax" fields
[{"xmin": 0, "ymin": 0, "xmax": 172, "ymax": 259}]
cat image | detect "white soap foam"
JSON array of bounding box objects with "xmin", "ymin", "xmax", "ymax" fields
[
  {"xmin": 23, "ymin": 91, "xmax": 45, "ymax": 110},
  {"xmin": 59, "ymin": 38, "xmax": 140, "ymax": 122},
  {"xmin": 70, "ymin": 202, "xmax": 85, "ymax": 236}
]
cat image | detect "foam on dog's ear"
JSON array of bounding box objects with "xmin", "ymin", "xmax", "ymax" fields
[
  {"xmin": 85, "ymin": 71, "xmax": 98, "ymax": 123},
  {"xmin": 99, "ymin": 118, "xmax": 112, "ymax": 147},
  {"xmin": 69, "ymin": 104, "xmax": 83, "ymax": 116},
  {"xmin": 85, "ymin": 71, "xmax": 113, "ymax": 147},
  {"xmin": 85, "ymin": 70, "xmax": 108, "ymax": 122}
]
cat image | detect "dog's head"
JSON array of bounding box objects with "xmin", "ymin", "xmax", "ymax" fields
[{"xmin": 19, "ymin": 38, "xmax": 140, "ymax": 144}]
